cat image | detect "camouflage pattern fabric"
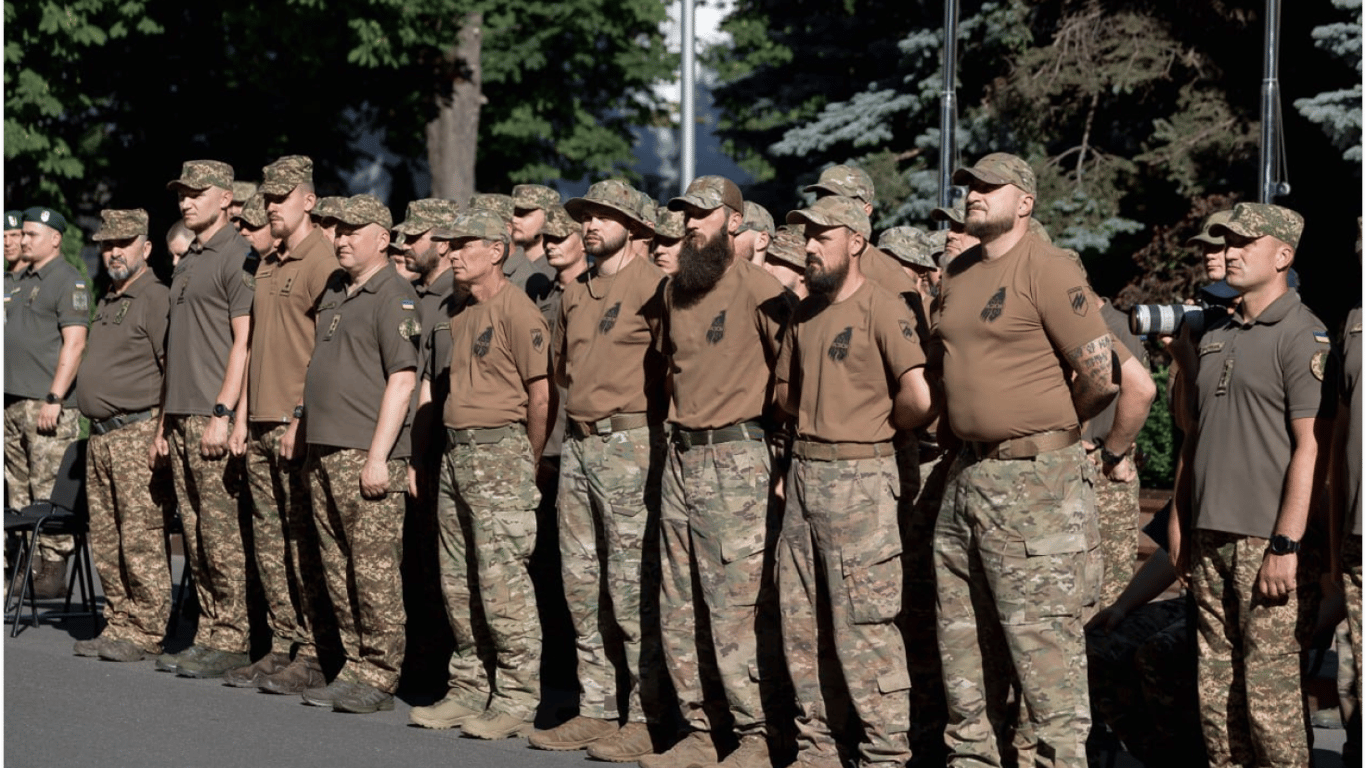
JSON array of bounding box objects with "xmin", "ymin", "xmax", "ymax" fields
[
  {"xmin": 91, "ymin": 208, "xmax": 150, "ymax": 241},
  {"xmin": 904, "ymin": 452, "xmax": 950, "ymax": 764},
  {"xmin": 86, "ymin": 414, "xmax": 174, "ymax": 650},
  {"xmin": 557, "ymin": 425, "xmax": 665, "ymax": 724},
  {"xmin": 1190, "ymin": 528, "xmax": 1319, "ymax": 768},
  {"xmin": 307, "ymin": 445, "xmax": 407, "ymax": 693},
  {"xmin": 259, "ymin": 155, "xmax": 313, "ymax": 196},
  {"xmin": 803, "ymin": 164, "xmax": 876, "ymax": 204},
  {"xmin": 167, "ymin": 159, "xmax": 234, "ymax": 191},
  {"xmin": 4, "ymin": 399, "xmax": 81, "ymax": 560},
  {"xmin": 437, "ymin": 430, "xmax": 542, "ymax": 718},
  {"xmin": 668, "ymin": 175, "xmax": 743, "ymax": 214},
  {"xmin": 780, "ymin": 454, "xmax": 911, "ymax": 766},
  {"xmin": 1093, "ymin": 471, "xmax": 1139, "ymax": 608},
  {"xmin": 167, "ymin": 414, "xmax": 251, "ymax": 652},
  {"xmin": 1343, "ymin": 535, "xmax": 1363, "ymax": 765},
  {"xmin": 952, "ymin": 153, "xmax": 1036, "ymax": 195},
  {"xmin": 1211, "ymin": 202, "xmax": 1304, "ymax": 249},
  {"xmin": 934, "ymin": 443, "xmax": 1099, "ymax": 768}
]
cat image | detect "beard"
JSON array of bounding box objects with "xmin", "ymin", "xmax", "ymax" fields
[
  {"xmin": 670, "ymin": 228, "xmax": 732, "ymax": 308},
  {"xmin": 408, "ymin": 243, "xmax": 441, "ymax": 278},
  {"xmin": 107, "ymin": 263, "xmax": 132, "ymax": 282},
  {"xmin": 584, "ymin": 228, "xmax": 627, "ymax": 260},
  {"xmin": 805, "ymin": 256, "xmax": 849, "ymax": 298},
  {"xmin": 964, "ymin": 207, "xmax": 1015, "ymax": 241}
]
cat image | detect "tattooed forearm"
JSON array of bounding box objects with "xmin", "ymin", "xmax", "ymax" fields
[{"xmin": 1067, "ymin": 334, "xmax": 1120, "ymax": 422}]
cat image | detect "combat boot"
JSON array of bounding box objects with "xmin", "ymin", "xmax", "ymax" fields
[
  {"xmin": 689, "ymin": 733, "xmax": 769, "ymax": 768},
  {"xmin": 528, "ymin": 715, "xmax": 618, "ymax": 750},
  {"xmin": 461, "ymin": 710, "xmax": 534, "ymax": 740},
  {"xmin": 302, "ymin": 679, "xmax": 358, "ymax": 708},
  {"xmin": 99, "ymin": 639, "xmax": 156, "ymax": 662},
  {"xmin": 639, "ymin": 731, "xmax": 718, "ymax": 768},
  {"xmin": 408, "ymin": 695, "xmax": 483, "ymax": 729},
  {"xmin": 175, "ymin": 648, "xmax": 251, "ymax": 679},
  {"xmin": 73, "ymin": 635, "xmax": 114, "ymax": 658},
  {"xmin": 31, "ymin": 556, "xmax": 67, "ymax": 600},
  {"xmin": 332, "ymin": 682, "xmax": 395, "ymax": 714},
  {"xmin": 259, "ymin": 654, "xmax": 325, "ymax": 695},
  {"xmin": 223, "ymin": 651, "xmax": 290, "ymax": 688},
  {"xmin": 586, "ymin": 721, "xmax": 654, "ymax": 762},
  {"xmin": 155, "ymin": 644, "xmax": 209, "ymax": 673}
]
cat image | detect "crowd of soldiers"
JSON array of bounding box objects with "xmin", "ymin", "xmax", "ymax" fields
[{"xmin": 2, "ymin": 150, "xmax": 1359, "ymax": 768}]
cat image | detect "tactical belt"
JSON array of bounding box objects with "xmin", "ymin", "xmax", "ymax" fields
[
  {"xmin": 964, "ymin": 427, "xmax": 1080, "ymax": 461},
  {"xmin": 672, "ymin": 420, "xmax": 765, "ymax": 451},
  {"xmin": 90, "ymin": 408, "xmax": 155, "ymax": 436},
  {"xmin": 918, "ymin": 441, "xmax": 943, "ymax": 465},
  {"xmin": 793, "ymin": 439, "xmax": 894, "ymax": 462},
  {"xmin": 568, "ymin": 412, "xmax": 650, "ymax": 439},
  {"xmin": 447, "ymin": 424, "xmax": 521, "ymax": 447}
]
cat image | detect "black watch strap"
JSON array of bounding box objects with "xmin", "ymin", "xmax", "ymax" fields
[
  {"xmin": 43, "ymin": 392, "xmax": 61, "ymax": 404},
  {"xmin": 1269, "ymin": 534, "xmax": 1301, "ymax": 555},
  {"xmin": 1099, "ymin": 441, "xmax": 1126, "ymax": 465},
  {"xmin": 213, "ymin": 403, "xmax": 235, "ymax": 419},
  {"xmin": 292, "ymin": 405, "xmax": 305, "ymax": 420}
]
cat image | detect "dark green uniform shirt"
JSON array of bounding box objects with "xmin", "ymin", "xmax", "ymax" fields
[
  {"xmin": 1342, "ymin": 306, "xmax": 1362, "ymax": 536},
  {"xmin": 4, "ymin": 256, "xmax": 90, "ymax": 404},
  {"xmin": 76, "ymin": 269, "xmax": 170, "ymax": 421}
]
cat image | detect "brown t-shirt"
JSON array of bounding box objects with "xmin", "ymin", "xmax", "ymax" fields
[
  {"xmin": 861, "ymin": 245, "xmax": 921, "ymax": 302},
  {"xmin": 443, "ymin": 281, "xmax": 552, "ymax": 430},
  {"xmin": 1342, "ymin": 306, "xmax": 1362, "ymax": 536},
  {"xmin": 303, "ymin": 264, "xmax": 420, "ymax": 458},
  {"xmin": 935, "ymin": 233, "xmax": 1108, "ymax": 442},
  {"xmin": 776, "ymin": 280, "xmax": 926, "ymax": 443},
  {"xmin": 76, "ymin": 269, "xmax": 170, "ymax": 421},
  {"xmin": 660, "ymin": 258, "xmax": 792, "ymax": 429},
  {"xmin": 1192, "ymin": 291, "xmax": 1334, "ymax": 538},
  {"xmin": 164, "ymin": 223, "xmax": 257, "ymax": 416},
  {"xmin": 557, "ymin": 255, "xmax": 667, "ymax": 423},
  {"xmin": 4, "ymin": 257, "xmax": 91, "ymax": 404},
  {"xmin": 247, "ymin": 229, "xmax": 339, "ymax": 423},
  {"xmin": 1082, "ymin": 299, "xmax": 1147, "ymax": 445}
]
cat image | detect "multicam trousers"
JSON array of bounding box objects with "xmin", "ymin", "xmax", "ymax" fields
[
  {"xmin": 934, "ymin": 442, "xmax": 1099, "ymax": 768},
  {"xmin": 437, "ymin": 429, "xmax": 542, "ymax": 719},
  {"xmin": 4, "ymin": 398, "xmax": 80, "ymax": 561},
  {"xmin": 87, "ymin": 414, "xmax": 174, "ymax": 651},
  {"xmin": 904, "ymin": 451, "xmax": 950, "ymax": 763},
  {"xmin": 167, "ymin": 414, "xmax": 250, "ymax": 653},
  {"xmin": 307, "ymin": 445, "xmax": 407, "ymax": 693},
  {"xmin": 1093, "ymin": 469, "xmax": 1139, "ymax": 608},
  {"xmin": 780, "ymin": 453, "xmax": 911, "ymax": 767},
  {"xmin": 1343, "ymin": 535, "xmax": 1362, "ymax": 765}
]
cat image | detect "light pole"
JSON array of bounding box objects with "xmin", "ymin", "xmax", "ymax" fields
[
  {"xmin": 680, "ymin": 0, "xmax": 696, "ymax": 194},
  {"xmin": 939, "ymin": 0, "xmax": 960, "ymax": 213}
]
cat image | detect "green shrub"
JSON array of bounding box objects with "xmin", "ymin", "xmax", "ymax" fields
[{"xmin": 1136, "ymin": 364, "xmax": 1178, "ymax": 489}]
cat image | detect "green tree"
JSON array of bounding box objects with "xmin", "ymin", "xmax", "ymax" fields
[{"xmin": 1293, "ymin": 0, "xmax": 1362, "ymax": 163}]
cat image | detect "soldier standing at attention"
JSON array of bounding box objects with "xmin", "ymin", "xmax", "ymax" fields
[
  {"xmin": 152, "ymin": 161, "xmax": 257, "ymax": 679},
  {"xmin": 296, "ymin": 194, "xmax": 419, "ymax": 714},
  {"xmin": 1169, "ymin": 203, "xmax": 1331, "ymax": 768},
  {"xmin": 4, "ymin": 210, "xmax": 25, "ymax": 315},
  {"xmin": 645, "ymin": 176, "xmax": 791, "ymax": 768},
  {"xmin": 762, "ymin": 225, "xmax": 808, "ymax": 300},
  {"xmin": 310, "ymin": 196, "xmax": 347, "ymax": 244},
  {"xmin": 72, "ymin": 208, "xmax": 174, "ymax": 662},
  {"xmin": 932, "ymin": 152, "xmax": 1118, "ymax": 768},
  {"xmin": 4, "ymin": 206, "xmax": 90, "ymax": 597},
  {"xmin": 776, "ymin": 195, "xmax": 934, "ymax": 768},
  {"xmin": 1331, "ymin": 276, "xmax": 1362, "ymax": 766},
  {"xmin": 805, "ymin": 166, "xmax": 919, "ymax": 303},
  {"xmin": 652, "ymin": 208, "xmax": 686, "ymax": 277},
  {"xmin": 735, "ymin": 201, "xmax": 775, "ymax": 267},
  {"xmin": 408, "ymin": 208, "xmax": 552, "ymax": 739}
]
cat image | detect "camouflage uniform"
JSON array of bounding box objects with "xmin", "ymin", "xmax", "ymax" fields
[
  {"xmin": 903, "ymin": 451, "xmax": 951, "ymax": 764},
  {"xmin": 1093, "ymin": 474, "xmax": 1139, "ymax": 608},
  {"xmin": 4, "ymin": 398, "xmax": 82, "ymax": 514}
]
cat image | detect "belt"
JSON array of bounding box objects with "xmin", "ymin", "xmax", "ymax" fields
[
  {"xmin": 672, "ymin": 420, "xmax": 765, "ymax": 451},
  {"xmin": 792, "ymin": 439, "xmax": 894, "ymax": 462},
  {"xmin": 568, "ymin": 412, "xmax": 650, "ymax": 439},
  {"xmin": 447, "ymin": 424, "xmax": 521, "ymax": 446},
  {"xmin": 90, "ymin": 408, "xmax": 155, "ymax": 436},
  {"xmin": 964, "ymin": 427, "xmax": 1081, "ymax": 461},
  {"xmin": 918, "ymin": 441, "xmax": 943, "ymax": 464}
]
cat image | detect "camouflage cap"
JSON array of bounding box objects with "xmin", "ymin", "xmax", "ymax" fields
[
  {"xmin": 542, "ymin": 205, "xmax": 580, "ymax": 240},
  {"xmin": 564, "ymin": 179, "xmax": 652, "ymax": 230},
  {"xmin": 785, "ymin": 195, "xmax": 871, "ymax": 239},
  {"xmin": 765, "ymin": 224, "xmax": 807, "ymax": 270},
  {"xmin": 635, "ymin": 191, "xmax": 659, "ymax": 232},
  {"xmin": 469, "ymin": 193, "xmax": 515, "ymax": 224},
  {"xmin": 433, "ymin": 208, "xmax": 511, "ymax": 244},
  {"xmin": 91, "ymin": 208, "xmax": 150, "ymax": 241},
  {"xmin": 926, "ymin": 229, "xmax": 948, "ymax": 261},
  {"xmin": 879, "ymin": 226, "xmax": 936, "ymax": 270},
  {"xmin": 930, "ymin": 200, "xmax": 966, "ymax": 225},
  {"xmin": 260, "ymin": 155, "xmax": 314, "ymax": 196},
  {"xmin": 234, "ymin": 193, "xmax": 269, "ymax": 230},
  {"xmin": 655, "ymin": 209, "xmax": 686, "ymax": 240},
  {"xmin": 803, "ymin": 164, "xmax": 876, "ymax": 205},
  {"xmin": 5, "ymin": 210, "xmax": 22, "ymax": 231},
  {"xmin": 668, "ymin": 175, "xmax": 744, "ymax": 214},
  {"xmin": 394, "ymin": 198, "xmax": 461, "ymax": 236},
  {"xmin": 738, "ymin": 201, "xmax": 776, "ymax": 236},
  {"xmin": 1186, "ymin": 209, "xmax": 1234, "ymax": 248},
  {"xmin": 1027, "ymin": 217, "xmax": 1053, "ymax": 245},
  {"xmin": 512, "ymin": 184, "xmax": 561, "ymax": 212},
  {"xmin": 22, "ymin": 206, "xmax": 67, "ymax": 234},
  {"xmin": 1211, "ymin": 202, "xmax": 1304, "ymax": 249},
  {"xmin": 232, "ymin": 181, "xmax": 259, "ymax": 204},
  {"xmin": 952, "ymin": 152, "xmax": 1036, "ymax": 195},
  {"xmin": 167, "ymin": 159, "xmax": 234, "ymax": 192},
  {"xmin": 337, "ymin": 194, "xmax": 393, "ymax": 230},
  {"xmin": 312, "ymin": 196, "xmax": 347, "ymax": 221}
]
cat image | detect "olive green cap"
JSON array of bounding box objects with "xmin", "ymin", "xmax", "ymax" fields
[
  {"xmin": 1186, "ymin": 209, "xmax": 1234, "ymax": 248},
  {"xmin": 668, "ymin": 175, "xmax": 743, "ymax": 213},
  {"xmin": 5, "ymin": 211, "xmax": 22, "ymax": 231},
  {"xmin": 785, "ymin": 195, "xmax": 871, "ymax": 239},
  {"xmin": 542, "ymin": 205, "xmax": 580, "ymax": 240},
  {"xmin": 469, "ymin": 193, "xmax": 514, "ymax": 224},
  {"xmin": 953, "ymin": 152, "xmax": 1036, "ymax": 195},
  {"xmin": 565, "ymin": 179, "xmax": 652, "ymax": 231},
  {"xmin": 803, "ymin": 164, "xmax": 875, "ymax": 205},
  {"xmin": 337, "ymin": 194, "xmax": 393, "ymax": 230},
  {"xmin": 879, "ymin": 226, "xmax": 936, "ymax": 270},
  {"xmin": 512, "ymin": 184, "xmax": 561, "ymax": 212},
  {"xmin": 1211, "ymin": 202, "xmax": 1304, "ymax": 249},
  {"xmin": 22, "ymin": 206, "xmax": 67, "ymax": 234},
  {"xmin": 234, "ymin": 193, "xmax": 269, "ymax": 230},
  {"xmin": 91, "ymin": 208, "xmax": 150, "ymax": 241},
  {"xmin": 738, "ymin": 201, "xmax": 776, "ymax": 236},
  {"xmin": 433, "ymin": 209, "xmax": 511, "ymax": 244},
  {"xmin": 260, "ymin": 155, "xmax": 314, "ymax": 196},
  {"xmin": 765, "ymin": 224, "xmax": 807, "ymax": 270},
  {"xmin": 395, "ymin": 198, "xmax": 461, "ymax": 237},
  {"xmin": 654, "ymin": 209, "xmax": 686, "ymax": 240},
  {"xmin": 167, "ymin": 160, "xmax": 234, "ymax": 192},
  {"xmin": 312, "ymin": 196, "xmax": 347, "ymax": 221}
]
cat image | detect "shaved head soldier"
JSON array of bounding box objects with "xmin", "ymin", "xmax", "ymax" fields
[
  {"xmin": 735, "ymin": 201, "xmax": 775, "ymax": 267},
  {"xmin": 165, "ymin": 220, "xmax": 194, "ymax": 268},
  {"xmin": 652, "ymin": 208, "xmax": 686, "ymax": 277}
]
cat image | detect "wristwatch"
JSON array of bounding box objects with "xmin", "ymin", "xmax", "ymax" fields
[
  {"xmin": 1098, "ymin": 441, "xmax": 1126, "ymax": 466},
  {"xmin": 1268, "ymin": 534, "xmax": 1301, "ymax": 555},
  {"xmin": 212, "ymin": 403, "xmax": 235, "ymax": 419},
  {"xmin": 43, "ymin": 393, "xmax": 61, "ymax": 404},
  {"xmin": 292, "ymin": 405, "xmax": 305, "ymax": 421}
]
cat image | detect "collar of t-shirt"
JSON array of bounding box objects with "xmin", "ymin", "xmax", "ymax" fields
[
  {"xmin": 503, "ymin": 246, "xmax": 528, "ymax": 277},
  {"xmin": 1233, "ymin": 289, "xmax": 1300, "ymax": 329},
  {"xmin": 344, "ymin": 262, "xmax": 400, "ymax": 299},
  {"xmin": 25, "ymin": 255, "xmax": 66, "ymax": 280},
  {"xmin": 105, "ymin": 267, "xmax": 154, "ymax": 301},
  {"xmin": 417, "ymin": 268, "xmax": 454, "ymax": 298},
  {"xmin": 189, "ymin": 222, "xmax": 237, "ymax": 256},
  {"xmin": 278, "ymin": 227, "xmax": 325, "ymax": 264}
]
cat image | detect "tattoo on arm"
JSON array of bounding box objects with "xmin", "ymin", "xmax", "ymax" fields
[{"xmin": 1067, "ymin": 334, "xmax": 1120, "ymax": 422}]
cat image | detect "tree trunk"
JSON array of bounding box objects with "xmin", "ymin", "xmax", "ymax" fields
[{"xmin": 427, "ymin": 11, "xmax": 482, "ymax": 201}]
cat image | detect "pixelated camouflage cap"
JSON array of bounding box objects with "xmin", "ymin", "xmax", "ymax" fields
[
  {"xmin": 930, "ymin": 200, "xmax": 966, "ymax": 225},
  {"xmin": 634, "ymin": 191, "xmax": 659, "ymax": 232},
  {"xmin": 738, "ymin": 201, "xmax": 776, "ymax": 236},
  {"xmin": 433, "ymin": 209, "xmax": 511, "ymax": 244},
  {"xmin": 541, "ymin": 205, "xmax": 580, "ymax": 240},
  {"xmin": 337, "ymin": 194, "xmax": 393, "ymax": 230},
  {"xmin": 167, "ymin": 159, "xmax": 234, "ymax": 192},
  {"xmin": 1186, "ymin": 209, "xmax": 1233, "ymax": 248},
  {"xmin": 469, "ymin": 193, "xmax": 514, "ymax": 224},
  {"xmin": 234, "ymin": 193, "xmax": 269, "ymax": 230},
  {"xmin": 765, "ymin": 224, "xmax": 807, "ymax": 270},
  {"xmin": 926, "ymin": 229, "xmax": 948, "ymax": 260},
  {"xmin": 91, "ymin": 208, "xmax": 150, "ymax": 241},
  {"xmin": 260, "ymin": 155, "xmax": 314, "ymax": 196},
  {"xmin": 5, "ymin": 210, "xmax": 22, "ymax": 231},
  {"xmin": 879, "ymin": 226, "xmax": 936, "ymax": 270},
  {"xmin": 654, "ymin": 209, "xmax": 686, "ymax": 240},
  {"xmin": 395, "ymin": 198, "xmax": 461, "ymax": 236},
  {"xmin": 311, "ymin": 196, "xmax": 347, "ymax": 221},
  {"xmin": 785, "ymin": 195, "xmax": 871, "ymax": 239},
  {"xmin": 232, "ymin": 181, "xmax": 259, "ymax": 203},
  {"xmin": 22, "ymin": 206, "xmax": 67, "ymax": 234},
  {"xmin": 1211, "ymin": 203, "xmax": 1304, "ymax": 249},
  {"xmin": 512, "ymin": 184, "xmax": 561, "ymax": 212},
  {"xmin": 1027, "ymin": 217, "xmax": 1052, "ymax": 245},
  {"xmin": 564, "ymin": 179, "xmax": 651, "ymax": 230},
  {"xmin": 668, "ymin": 175, "xmax": 744, "ymax": 213},
  {"xmin": 803, "ymin": 164, "xmax": 876, "ymax": 205},
  {"xmin": 952, "ymin": 152, "xmax": 1036, "ymax": 195}
]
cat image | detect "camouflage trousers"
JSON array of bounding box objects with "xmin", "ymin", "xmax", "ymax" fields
[
  {"xmin": 1191, "ymin": 529, "xmax": 1317, "ymax": 768},
  {"xmin": 1342, "ymin": 535, "xmax": 1362, "ymax": 765},
  {"xmin": 780, "ymin": 453, "xmax": 911, "ymax": 766},
  {"xmin": 660, "ymin": 436, "xmax": 773, "ymax": 736},
  {"xmin": 1092, "ymin": 469, "xmax": 1139, "ymax": 608},
  {"xmin": 307, "ymin": 445, "xmax": 407, "ymax": 693},
  {"xmin": 933, "ymin": 442, "xmax": 1099, "ymax": 768},
  {"xmin": 557, "ymin": 423, "xmax": 663, "ymax": 723},
  {"xmin": 245, "ymin": 423, "xmax": 324, "ymax": 657},
  {"xmin": 87, "ymin": 414, "xmax": 174, "ymax": 651},
  {"xmin": 437, "ymin": 428, "xmax": 541, "ymax": 718},
  {"xmin": 4, "ymin": 398, "xmax": 80, "ymax": 561},
  {"xmin": 167, "ymin": 414, "xmax": 251, "ymax": 653},
  {"xmin": 904, "ymin": 450, "xmax": 950, "ymax": 765}
]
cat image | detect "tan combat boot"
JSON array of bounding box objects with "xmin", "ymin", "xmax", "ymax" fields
[
  {"xmin": 528, "ymin": 715, "xmax": 618, "ymax": 750},
  {"xmin": 639, "ymin": 731, "xmax": 717, "ymax": 768}
]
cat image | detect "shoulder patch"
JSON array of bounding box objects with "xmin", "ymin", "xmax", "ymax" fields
[
  {"xmin": 400, "ymin": 299, "xmax": 415, "ymax": 311},
  {"xmin": 1313, "ymin": 330, "xmax": 1330, "ymax": 344},
  {"xmin": 532, "ymin": 327, "xmax": 545, "ymax": 352},
  {"xmin": 1068, "ymin": 286, "xmax": 1089, "ymax": 316},
  {"xmin": 898, "ymin": 319, "xmax": 915, "ymax": 341},
  {"xmin": 242, "ymin": 271, "xmax": 256, "ymax": 290},
  {"xmin": 399, "ymin": 317, "xmax": 421, "ymax": 340},
  {"xmin": 72, "ymin": 285, "xmax": 88, "ymax": 312},
  {"xmin": 1312, "ymin": 349, "xmax": 1329, "ymax": 381}
]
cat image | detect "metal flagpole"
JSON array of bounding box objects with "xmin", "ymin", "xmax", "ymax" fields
[
  {"xmin": 1258, "ymin": 0, "xmax": 1287, "ymax": 202},
  {"xmin": 681, "ymin": 0, "xmax": 696, "ymax": 194},
  {"xmin": 939, "ymin": 0, "xmax": 960, "ymax": 212}
]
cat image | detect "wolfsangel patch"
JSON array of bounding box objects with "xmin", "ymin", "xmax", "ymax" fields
[
  {"xmin": 1311, "ymin": 350, "xmax": 1329, "ymax": 381},
  {"xmin": 1312, "ymin": 330, "xmax": 1330, "ymax": 344}
]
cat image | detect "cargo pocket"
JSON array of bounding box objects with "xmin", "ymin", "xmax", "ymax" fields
[
  {"xmin": 993, "ymin": 531, "xmax": 1093, "ymax": 625},
  {"xmin": 841, "ymin": 535, "xmax": 904, "ymax": 625}
]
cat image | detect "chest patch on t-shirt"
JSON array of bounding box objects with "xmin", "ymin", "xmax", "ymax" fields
[
  {"xmin": 980, "ymin": 287, "xmax": 1006, "ymax": 323},
  {"xmin": 827, "ymin": 326, "xmax": 853, "ymax": 363},
  {"xmin": 599, "ymin": 301, "xmax": 621, "ymax": 335},
  {"xmin": 474, "ymin": 326, "xmax": 493, "ymax": 358},
  {"xmin": 706, "ymin": 310, "xmax": 727, "ymax": 344},
  {"xmin": 113, "ymin": 299, "xmax": 132, "ymax": 325}
]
